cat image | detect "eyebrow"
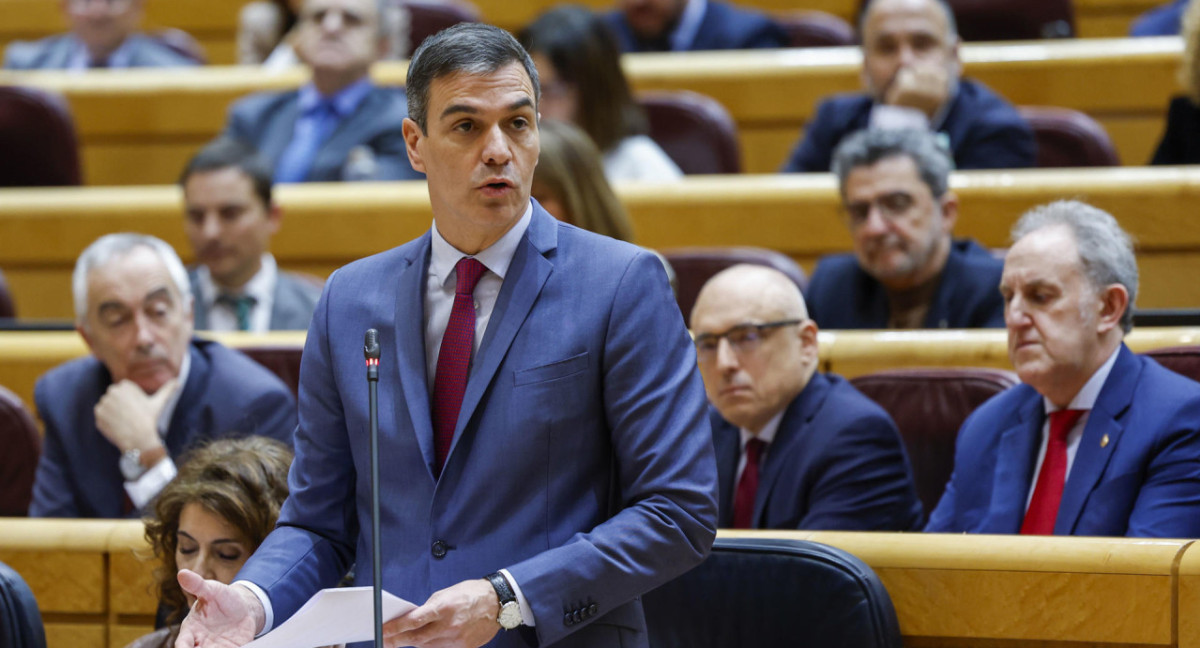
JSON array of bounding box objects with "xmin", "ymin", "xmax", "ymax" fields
[
  {"xmin": 438, "ymin": 97, "xmax": 535, "ymax": 121},
  {"xmin": 144, "ymin": 287, "xmax": 175, "ymax": 303},
  {"xmin": 177, "ymin": 530, "xmax": 245, "ymax": 545}
]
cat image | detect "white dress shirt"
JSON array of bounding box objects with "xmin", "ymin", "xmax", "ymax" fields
[{"xmin": 194, "ymin": 255, "xmax": 278, "ymax": 333}]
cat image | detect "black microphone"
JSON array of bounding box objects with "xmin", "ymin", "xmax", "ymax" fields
[{"xmin": 363, "ymin": 329, "xmax": 382, "ymax": 648}]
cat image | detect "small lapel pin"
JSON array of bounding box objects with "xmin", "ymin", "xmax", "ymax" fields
[{"xmin": 1100, "ymin": 434, "xmax": 1110, "ymax": 448}]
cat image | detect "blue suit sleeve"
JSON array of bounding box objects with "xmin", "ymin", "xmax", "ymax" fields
[
  {"xmin": 781, "ymin": 100, "xmax": 840, "ymax": 172},
  {"xmin": 1124, "ymin": 396, "xmax": 1200, "ymax": 537},
  {"xmin": 953, "ymin": 110, "xmax": 1037, "ymax": 170},
  {"xmin": 28, "ymin": 378, "xmax": 79, "ymax": 518}
]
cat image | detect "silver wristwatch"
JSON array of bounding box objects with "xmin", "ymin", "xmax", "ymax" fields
[
  {"xmin": 119, "ymin": 448, "xmax": 148, "ymax": 481},
  {"xmin": 486, "ymin": 572, "xmax": 522, "ymax": 630}
]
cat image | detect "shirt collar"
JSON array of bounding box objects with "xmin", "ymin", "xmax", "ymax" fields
[
  {"xmin": 156, "ymin": 349, "xmax": 191, "ymax": 437},
  {"xmin": 429, "ymin": 202, "xmax": 533, "ymax": 287},
  {"xmin": 670, "ymin": 0, "xmax": 708, "ymax": 51},
  {"xmin": 195, "ymin": 254, "xmax": 277, "ymax": 304},
  {"xmin": 738, "ymin": 408, "xmax": 785, "ymax": 449},
  {"xmin": 1042, "ymin": 345, "xmax": 1121, "ymax": 414},
  {"xmin": 69, "ymin": 34, "xmax": 137, "ymax": 69},
  {"xmin": 297, "ymin": 78, "xmax": 373, "ymax": 118}
]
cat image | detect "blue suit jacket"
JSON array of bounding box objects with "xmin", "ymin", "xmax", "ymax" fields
[
  {"xmin": 2, "ymin": 33, "xmax": 199, "ymax": 70},
  {"xmin": 29, "ymin": 339, "xmax": 297, "ymax": 518},
  {"xmin": 224, "ymin": 85, "xmax": 422, "ymax": 183},
  {"xmin": 237, "ymin": 203, "xmax": 718, "ymax": 648},
  {"xmin": 926, "ymin": 345, "xmax": 1200, "ymax": 537},
  {"xmin": 712, "ymin": 372, "xmax": 924, "ymax": 530},
  {"xmin": 806, "ymin": 238, "xmax": 1005, "ymax": 330},
  {"xmin": 605, "ymin": 1, "xmax": 788, "ymax": 52},
  {"xmin": 1130, "ymin": 0, "xmax": 1186, "ymax": 35},
  {"xmin": 781, "ymin": 79, "xmax": 1036, "ymax": 172}
]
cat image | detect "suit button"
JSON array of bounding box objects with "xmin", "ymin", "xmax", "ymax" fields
[
  {"xmin": 588, "ymin": 604, "xmax": 598, "ymax": 616},
  {"xmin": 573, "ymin": 610, "xmax": 582, "ymax": 624},
  {"xmin": 431, "ymin": 540, "xmax": 448, "ymax": 559},
  {"xmin": 563, "ymin": 613, "xmax": 574, "ymax": 627}
]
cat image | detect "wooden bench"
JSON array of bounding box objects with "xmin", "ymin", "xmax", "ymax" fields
[
  {"xmin": 0, "ymin": 37, "xmax": 1182, "ymax": 183},
  {"xmin": 3, "ymin": 518, "xmax": 1198, "ymax": 648},
  {"xmin": 1, "ymin": 167, "xmax": 1199, "ymax": 318}
]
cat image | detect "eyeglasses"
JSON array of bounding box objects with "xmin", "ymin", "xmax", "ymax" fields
[
  {"xmin": 693, "ymin": 320, "xmax": 803, "ymax": 360},
  {"xmin": 843, "ymin": 191, "xmax": 916, "ymax": 227}
]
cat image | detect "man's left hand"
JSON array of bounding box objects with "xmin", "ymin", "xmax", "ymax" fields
[
  {"xmin": 95, "ymin": 378, "xmax": 179, "ymax": 454},
  {"xmin": 382, "ymin": 578, "xmax": 500, "ymax": 648}
]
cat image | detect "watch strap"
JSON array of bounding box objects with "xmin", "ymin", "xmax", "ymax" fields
[{"xmin": 486, "ymin": 572, "xmax": 516, "ymax": 605}]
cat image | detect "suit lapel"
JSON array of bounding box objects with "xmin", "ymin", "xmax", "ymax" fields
[
  {"xmin": 1056, "ymin": 346, "xmax": 1137, "ymax": 534},
  {"xmin": 754, "ymin": 374, "xmax": 828, "ymax": 525},
  {"xmin": 165, "ymin": 342, "xmax": 208, "ymax": 455},
  {"xmin": 393, "ymin": 235, "xmax": 437, "ymax": 477},
  {"xmin": 187, "ymin": 269, "xmax": 211, "ymax": 330},
  {"xmin": 445, "ymin": 208, "xmax": 555, "ymax": 463},
  {"xmin": 987, "ymin": 394, "xmax": 1043, "ymax": 533},
  {"xmin": 711, "ymin": 413, "xmax": 739, "ymax": 528},
  {"xmin": 264, "ymin": 94, "xmax": 302, "ymax": 166}
]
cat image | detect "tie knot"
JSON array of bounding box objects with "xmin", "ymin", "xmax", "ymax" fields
[
  {"xmin": 1048, "ymin": 409, "xmax": 1086, "ymax": 441},
  {"xmin": 454, "ymin": 257, "xmax": 487, "ymax": 296},
  {"xmin": 215, "ymin": 293, "xmax": 257, "ymax": 308},
  {"xmin": 744, "ymin": 437, "xmax": 766, "ymax": 461}
]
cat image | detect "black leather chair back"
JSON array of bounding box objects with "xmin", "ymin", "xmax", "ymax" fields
[
  {"xmin": 644, "ymin": 537, "xmax": 902, "ymax": 648},
  {"xmin": 0, "ymin": 561, "xmax": 46, "ymax": 648}
]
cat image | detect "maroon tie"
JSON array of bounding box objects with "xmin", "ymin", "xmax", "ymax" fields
[
  {"xmin": 431, "ymin": 257, "xmax": 487, "ymax": 477},
  {"xmin": 732, "ymin": 438, "xmax": 766, "ymax": 529},
  {"xmin": 1020, "ymin": 409, "xmax": 1086, "ymax": 535}
]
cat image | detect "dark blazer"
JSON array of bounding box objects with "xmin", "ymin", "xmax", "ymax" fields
[
  {"xmin": 712, "ymin": 372, "xmax": 923, "ymax": 531},
  {"xmin": 224, "ymin": 85, "xmax": 422, "ymax": 182},
  {"xmin": 3, "ymin": 34, "xmax": 199, "ymax": 70},
  {"xmin": 1130, "ymin": 0, "xmax": 1186, "ymax": 36},
  {"xmin": 29, "ymin": 339, "xmax": 297, "ymax": 518},
  {"xmin": 237, "ymin": 203, "xmax": 718, "ymax": 648},
  {"xmin": 805, "ymin": 238, "xmax": 1005, "ymax": 330},
  {"xmin": 189, "ymin": 268, "xmax": 322, "ymax": 331},
  {"xmin": 605, "ymin": 1, "xmax": 788, "ymax": 52},
  {"xmin": 781, "ymin": 79, "xmax": 1036, "ymax": 172},
  {"xmin": 1150, "ymin": 96, "xmax": 1200, "ymax": 165},
  {"xmin": 926, "ymin": 345, "xmax": 1200, "ymax": 537}
]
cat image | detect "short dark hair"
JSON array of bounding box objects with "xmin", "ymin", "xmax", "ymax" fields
[
  {"xmin": 518, "ymin": 6, "xmax": 646, "ymax": 152},
  {"xmin": 406, "ymin": 22, "xmax": 539, "ymax": 133},
  {"xmin": 859, "ymin": 0, "xmax": 958, "ymax": 40},
  {"xmin": 179, "ymin": 138, "xmax": 274, "ymax": 206},
  {"xmin": 831, "ymin": 128, "xmax": 953, "ymax": 199}
]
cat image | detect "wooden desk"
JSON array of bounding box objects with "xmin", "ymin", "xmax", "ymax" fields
[{"xmin": 0, "ymin": 37, "xmax": 1182, "ymax": 184}]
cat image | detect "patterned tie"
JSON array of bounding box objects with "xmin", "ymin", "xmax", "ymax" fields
[
  {"xmin": 215, "ymin": 293, "xmax": 257, "ymax": 331},
  {"xmin": 1020, "ymin": 409, "xmax": 1087, "ymax": 535},
  {"xmin": 275, "ymin": 99, "xmax": 339, "ymax": 183},
  {"xmin": 732, "ymin": 438, "xmax": 766, "ymax": 529},
  {"xmin": 431, "ymin": 257, "xmax": 487, "ymax": 477}
]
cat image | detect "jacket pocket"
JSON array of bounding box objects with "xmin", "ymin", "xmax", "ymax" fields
[{"xmin": 513, "ymin": 352, "xmax": 590, "ymax": 386}]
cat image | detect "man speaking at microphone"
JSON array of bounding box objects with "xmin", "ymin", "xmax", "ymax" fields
[{"xmin": 174, "ymin": 22, "xmax": 718, "ymax": 648}]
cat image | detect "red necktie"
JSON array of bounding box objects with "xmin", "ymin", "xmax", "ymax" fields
[
  {"xmin": 732, "ymin": 438, "xmax": 766, "ymax": 529},
  {"xmin": 431, "ymin": 257, "xmax": 487, "ymax": 477},
  {"xmin": 1020, "ymin": 408, "xmax": 1086, "ymax": 535}
]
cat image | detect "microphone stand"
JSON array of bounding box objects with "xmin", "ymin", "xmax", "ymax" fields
[{"xmin": 364, "ymin": 329, "xmax": 382, "ymax": 648}]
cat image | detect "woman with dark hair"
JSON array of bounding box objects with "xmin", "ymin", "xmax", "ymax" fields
[
  {"xmin": 519, "ymin": 6, "xmax": 683, "ymax": 182},
  {"xmin": 124, "ymin": 436, "xmax": 293, "ymax": 648}
]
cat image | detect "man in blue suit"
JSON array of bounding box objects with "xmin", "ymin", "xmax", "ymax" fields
[
  {"xmin": 29, "ymin": 234, "xmax": 296, "ymax": 518},
  {"xmin": 806, "ymin": 128, "xmax": 1005, "ymax": 330},
  {"xmin": 781, "ymin": 0, "xmax": 1034, "ymax": 172},
  {"xmin": 176, "ymin": 23, "xmax": 718, "ymax": 648},
  {"xmin": 691, "ymin": 264, "xmax": 923, "ymax": 531},
  {"xmin": 605, "ymin": 0, "xmax": 788, "ymax": 52},
  {"xmin": 926, "ymin": 200, "xmax": 1200, "ymax": 537},
  {"xmin": 224, "ymin": 0, "xmax": 422, "ymax": 183}
]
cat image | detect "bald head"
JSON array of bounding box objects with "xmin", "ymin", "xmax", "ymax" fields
[{"xmin": 691, "ymin": 264, "xmax": 817, "ymax": 433}]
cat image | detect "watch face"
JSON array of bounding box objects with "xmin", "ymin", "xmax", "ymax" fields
[{"xmin": 498, "ymin": 602, "xmax": 522, "ymax": 629}]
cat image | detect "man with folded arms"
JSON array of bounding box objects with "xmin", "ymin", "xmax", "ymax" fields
[
  {"xmin": 692, "ymin": 264, "xmax": 923, "ymax": 531},
  {"xmin": 926, "ymin": 200, "xmax": 1200, "ymax": 536}
]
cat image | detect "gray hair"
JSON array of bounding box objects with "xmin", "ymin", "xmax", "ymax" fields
[
  {"xmin": 859, "ymin": 0, "xmax": 959, "ymax": 41},
  {"xmin": 832, "ymin": 128, "xmax": 954, "ymax": 198},
  {"xmin": 73, "ymin": 233, "xmax": 192, "ymax": 324},
  {"xmin": 406, "ymin": 22, "xmax": 539, "ymax": 132},
  {"xmin": 1011, "ymin": 200, "xmax": 1138, "ymax": 333}
]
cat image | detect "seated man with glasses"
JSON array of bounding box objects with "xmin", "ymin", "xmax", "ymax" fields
[
  {"xmin": 691, "ymin": 263, "xmax": 923, "ymax": 530},
  {"xmin": 4, "ymin": 0, "xmax": 201, "ymax": 70},
  {"xmin": 805, "ymin": 128, "xmax": 1005, "ymax": 330}
]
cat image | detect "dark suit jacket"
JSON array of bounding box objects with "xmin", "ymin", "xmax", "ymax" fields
[
  {"xmin": 1150, "ymin": 96, "xmax": 1200, "ymax": 165},
  {"xmin": 926, "ymin": 345, "xmax": 1200, "ymax": 537},
  {"xmin": 1130, "ymin": 0, "xmax": 1186, "ymax": 35},
  {"xmin": 29, "ymin": 339, "xmax": 297, "ymax": 518},
  {"xmin": 224, "ymin": 85, "xmax": 422, "ymax": 182},
  {"xmin": 712, "ymin": 372, "xmax": 923, "ymax": 531},
  {"xmin": 237, "ymin": 203, "xmax": 718, "ymax": 647},
  {"xmin": 3, "ymin": 33, "xmax": 199, "ymax": 70},
  {"xmin": 781, "ymin": 79, "xmax": 1037, "ymax": 172},
  {"xmin": 189, "ymin": 268, "xmax": 322, "ymax": 331},
  {"xmin": 806, "ymin": 238, "xmax": 1005, "ymax": 330},
  {"xmin": 605, "ymin": 0, "xmax": 788, "ymax": 52}
]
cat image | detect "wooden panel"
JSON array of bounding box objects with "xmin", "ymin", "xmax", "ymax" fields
[
  {"xmin": 108, "ymin": 523, "xmax": 159, "ymax": 615},
  {"xmin": 0, "ymin": 551, "xmax": 105, "ymax": 613},
  {"xmin": 111, "ymin": 624, "xmax": 158, "ymax": 648},
  {"xmin": 44, "ymin": 623, "xmax": 106, "ymax": 648}
]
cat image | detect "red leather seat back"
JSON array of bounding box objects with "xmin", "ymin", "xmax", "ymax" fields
[
  {"xmin": 1145, "ymin": 346, "xmax": 1200, "ymax": 384},
  {"xmin": 0, "ymin": 385, "xmax": 40, "ymax": 516},
  {"xmin": 640, "ymin": 90, "xmax": 742, "ymax": 174},
  {"xmin": 946, "ymin": 0, "xmax": 1075, "ymax": 40},
  {"xmin": 0, "ymin": 271, "xmax": 15, "ymax": 319},
  {"xmin": 401, "ymin": 0, "xmax": 480, "ymax": 55},
  {"xmin": 664, "ymin": 247, "xmax": 807, "ymax": 321},
  {"xmin": 849, "ymin": 368, "xmax": 1019, "ymax": 515},
  {"xmin": 775, "ymin": 10, "xmax": 856, "ymax": 47},
  {"xmin": 0, "ymin": 86, "xmax": 82, "ymax": 187},
  {"xmin": 240, "ymin": 345, "xmax": 303, "ymax": 397},
  {"xmin": 1019, "ymin": 105, "xmax": 1120, "ymax": 168}
]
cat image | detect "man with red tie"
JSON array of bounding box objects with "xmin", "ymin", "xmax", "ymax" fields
[
  {"xmin": 926, "ymin": 200, "xmax": 1200, "ymax": 537},
  {"xmin": 691, "ymin": 264, "xmax": 923, "ymax": 531}
]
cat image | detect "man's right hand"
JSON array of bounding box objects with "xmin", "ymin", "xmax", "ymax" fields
[
  {"xmin": 175, "ymin": 569, "xmax": 265, "ymax": 648},
  {"xmin": 884, "ymin": 63, "xmax": 951, "ymax": 119}
]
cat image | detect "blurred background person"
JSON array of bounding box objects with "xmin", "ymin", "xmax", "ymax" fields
[
  {"xmin": 125, "ymin": 436, "xmax": 292, "ymax": 648},
  {"xmin": 1150, "ymin": 0, "xmax": 1200, "ymax": 164},
  {"xmin": 604, "ymin": 0, "xmax": 788, "ymax": 52},
  {"xmin": 238, "ymin": 0, "xmax": 409, "ymax": 69},
  {"xmin": 533, "ymin": 119, "xmax": 636, "ymax": 242},
  {"xmin": 520, "ymin": 6, "xmax": 683, "ymax": 183}
]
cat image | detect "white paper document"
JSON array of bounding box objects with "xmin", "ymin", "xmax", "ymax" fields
[{"xmin": 244, "ymin": 586, "xmax": 416, "ymax": 648}]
